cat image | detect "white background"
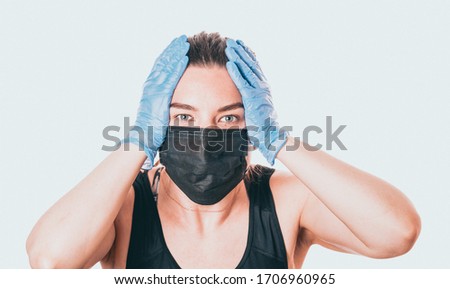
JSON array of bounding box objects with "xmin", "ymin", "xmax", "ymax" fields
[{"xmin": 0, "ymin": 0, "xmax": 449, "ymax": 268}]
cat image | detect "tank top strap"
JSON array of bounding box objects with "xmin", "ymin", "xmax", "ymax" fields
[{"xmin": 249, "ymin": 165, "xmax": 276, "ymax": 210}]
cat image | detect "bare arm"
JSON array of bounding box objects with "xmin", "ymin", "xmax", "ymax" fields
[
  {"xmin": 26, "ymin": 144, "xmax": 146, "ymax": 268},
  {"xmin": 277, "ymin": 137, "xmax": 421, "ymax": 258}
]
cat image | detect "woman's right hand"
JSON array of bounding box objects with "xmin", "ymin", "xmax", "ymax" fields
[{"xmin": 125, "ymin": 35, "xmax": 190, "ymax": 168}]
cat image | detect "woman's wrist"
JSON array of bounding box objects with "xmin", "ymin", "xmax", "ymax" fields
[{"xmin": 275, "ymin": 135, "xmax": 295, "ymax": 163}]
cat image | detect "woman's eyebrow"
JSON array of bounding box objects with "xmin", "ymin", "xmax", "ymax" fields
[
  {"xmin": 217, "ymin": 102, "xmax": 244, "ymax": 112},
  {"xmin": 170, "ymin": 102, "xmax": 244, "ymax": 112},
  {"xmin": 170, "ymin": 103, "xmax": 198, "ymax": 111}
]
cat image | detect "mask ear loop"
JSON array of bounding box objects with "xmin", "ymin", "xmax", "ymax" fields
[
  {"xmin": 151, "ymin": 167, "xmax": 164, "ymax": 202},
  {"xmin": 241, "ymin": 135, "xmax": 251, "ymax": 192},
  {"xmin": 243, "ymin": 161, "xmax": 251, "ymax": 193}
]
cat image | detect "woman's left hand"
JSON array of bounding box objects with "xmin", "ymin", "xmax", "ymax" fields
[{"xmin": 225, "ymin": 39, "xmax": 288, "ymax": 165}]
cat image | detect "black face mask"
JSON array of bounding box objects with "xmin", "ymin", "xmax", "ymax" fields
[{"xmin": 159, "ymin": 126, "xmax": 248, "ymax": 205}]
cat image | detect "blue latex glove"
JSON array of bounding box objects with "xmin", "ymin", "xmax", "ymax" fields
[
  {"xmin": 123, "ymin": 35, "xmax": 189, "ymax": 169},
  {"xmin": 225, "ymin": 39, "xmax": 288, "ymax": 166}
]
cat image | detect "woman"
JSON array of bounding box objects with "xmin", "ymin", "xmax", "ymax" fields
[{"xmin": 26, "ymin": 32, "xmax": 421, "ymax": 269}]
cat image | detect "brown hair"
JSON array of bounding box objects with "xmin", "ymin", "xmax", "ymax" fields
[{"xmin": 187, "ymin": 31, "xmax": 229, "ymax": 67}]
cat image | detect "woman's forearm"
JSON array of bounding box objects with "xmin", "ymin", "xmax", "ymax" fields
[
  {"xmin": 276, "ymin": 136, "xmax": 421, "ymax": 255},
  {"xmin": 26, "ymin": 144, "xmax": 147, "ymax": 268}
]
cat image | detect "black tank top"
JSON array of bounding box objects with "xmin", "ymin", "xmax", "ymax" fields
[{"xmin": 126, "ymin": 164, "xmax": 288, "ymax": 269}]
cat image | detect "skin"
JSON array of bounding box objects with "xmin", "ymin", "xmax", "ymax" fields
[{"xmin": 26, "ymin": 65, "xmax": 421, "ymax": 269}]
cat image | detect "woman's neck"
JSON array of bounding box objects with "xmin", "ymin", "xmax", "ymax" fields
[{"xmin": 157, "ymin": 168, "xmax": 247, "ymax": 229}]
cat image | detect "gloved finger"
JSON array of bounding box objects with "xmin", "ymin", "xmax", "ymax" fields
[
  {"xmin": 157, "ymin": 35, "xmax": 187, "ymax": 62},
  {"xmin": 236, "ymin": 40, "xmax": 267, "ymax": 82},
  {"xmin": 162, "ymin": 35, "xmax": 184, "ymax": 56},
  {"xmin": 236, "ymin": 39, "xmax": 256, "ymax": 61},
  {"xmin": 153, "ymin": 41, "xmax": 189, "ymax": 74},
  {"xmin": 224, "ymin": 46, "xmax": 238, "ymax": 65},
  {"xmin": 226, "ymin": 61, "xmax": 252, "ymax": 92},
  {"xmin": 152, "ymin": 36, "xmax": 182, "ymax": 71},
  {"xmin": 226, "ymin": 48, "xmax": 260, "ymax": 88},
  {"xmin": 146, "ymin": 40, "xmax": 189, "ymax": 83},
  {"xmin": 152, "ymin": 35, "xmax": 189, "ymax": 73},
  {"xmin": 142, "ymin": 54, "xmax": 189, "ymax": 101},
  {"xmin": 226, "ymin": 39, "xmax": 266, "ymax": 82},
  {"xmin": 165, "ymin": 42, "xmax": 190, "ymax": 73},
  {"xmin": 164, "ymin": 55, "xmax": 189, "ymax": 91},
  {"xmin": 235, "ymin": 45, "xmax": 266, "ymax": 82},
  {"xmin": 148, "ymin": 54, "xmax": 189, "ymax": 90}
]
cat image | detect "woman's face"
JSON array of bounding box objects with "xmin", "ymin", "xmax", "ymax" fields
[{"xmin": 170, "ymin": 65, "xmax": 245, "ymax": 129}]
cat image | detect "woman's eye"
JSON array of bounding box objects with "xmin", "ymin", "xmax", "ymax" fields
[
  {"xmin": 219, "ymin": 115, "xmax": 238, "ymax": 123},
  {"xmin": 175, "ymin": 114, "xmax": 193, "ymax": 121}
]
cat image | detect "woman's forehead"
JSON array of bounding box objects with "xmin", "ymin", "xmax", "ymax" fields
[{"xmin": 172, "ymin": 65, "xmax": 242, "ymax": 107}]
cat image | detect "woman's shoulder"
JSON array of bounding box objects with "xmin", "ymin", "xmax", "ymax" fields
[
  {"xmin": 245, "ymin": 164, "xmax": 308, "ymax": 210},
  {"xmin": 267, "ymin": 165, "xmax": 310, "ymax": 215},
  {"xmin": 269, "ymin": 166, "xmax": 308, "ymax": 192}
]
